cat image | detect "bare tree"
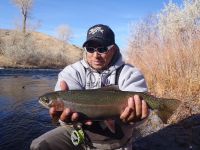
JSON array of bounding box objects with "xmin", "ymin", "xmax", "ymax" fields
[
  {"xmin": 12, "ymin": 0, "xmax": 33, "ymax": 34},
  {"xmin": 56, "ymin": 25, "xmax": 73, "ymax": 44}
]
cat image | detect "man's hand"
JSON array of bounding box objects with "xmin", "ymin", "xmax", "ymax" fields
[
  {"xmin": 49, "ymin": 80, "xmax": 92, "ymax": 125},
  {"xmin": 120, "ymin": 95, "xmax": 149, "ymax": 124}
]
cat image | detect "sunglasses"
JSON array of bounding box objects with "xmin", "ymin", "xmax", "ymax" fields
[{"xmin": 84, "ymin": 45, "xmax": 113, "ymax": 54}]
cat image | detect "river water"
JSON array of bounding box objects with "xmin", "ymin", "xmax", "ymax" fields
[
  {"xmin": 1, "ymin": 69, "xmax": 200, "ymax": 150},
  {"xmin": 0, "ymin": 69, "xmax": 61, "ymax": 150}
]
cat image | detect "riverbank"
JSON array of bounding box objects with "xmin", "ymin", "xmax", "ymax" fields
[
  {"xmin": 0, "ymin": 53, "xmax": 82, "ymax": 70},
  {"xmin": 0, "ymin": 56, "xmax": 43, "ymax": 69},
  {"xmin": 0, "ymin": 30, "xmax": 83, "ymax": 69}
]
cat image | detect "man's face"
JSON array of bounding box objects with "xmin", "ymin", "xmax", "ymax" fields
[{"xmin": 85, "ymin": 41, "xmax": 115, "ymax": 71}]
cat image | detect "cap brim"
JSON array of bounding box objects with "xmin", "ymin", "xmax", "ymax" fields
[{"xmin": 82, "ymin": 37, "xmax": 105, "ymax": 47}]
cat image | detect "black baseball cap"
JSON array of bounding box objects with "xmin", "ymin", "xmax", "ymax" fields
[{"xmin": 83, "ymin": 24, "xmax": 115, "ymax": 47}]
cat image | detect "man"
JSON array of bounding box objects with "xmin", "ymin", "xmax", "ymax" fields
[{"xmin": 31, "ymin": 24, "xmax": 149, "ymax": 150}]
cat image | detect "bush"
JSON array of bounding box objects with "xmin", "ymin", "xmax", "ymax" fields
[
  {"xmin": 127, "ymin": 0, "xmax": 200, "ymax": 100},
  {"xmin": 1, "ymin": 31, "xmax": 76, "ymax": 68},
  {"xmin": 2, "ymin": 31, "xmax": 36, "ymax": 65}
]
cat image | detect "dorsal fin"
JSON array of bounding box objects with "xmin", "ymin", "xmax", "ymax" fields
[{"xmin": 98, "ymin": 85, "xmax": 120, "ymax": 91}]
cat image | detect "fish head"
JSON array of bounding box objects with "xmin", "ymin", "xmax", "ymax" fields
[
  {"xmin": 39, "ymin": 92, "xmax": 64, "ymax": 111},
  {"xmin": 39, "ymin": 95, "xmax": 53, "ymax": 109}
]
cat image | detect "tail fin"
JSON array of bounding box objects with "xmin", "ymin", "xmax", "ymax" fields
[{"xmin": 157, "ymin": 98, "xmax": 181, "ymax": 123}]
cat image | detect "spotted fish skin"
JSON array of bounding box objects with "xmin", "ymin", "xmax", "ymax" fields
[{"xmin": 39, "ymin": 89, "xmax": 181, "ymax": 123}]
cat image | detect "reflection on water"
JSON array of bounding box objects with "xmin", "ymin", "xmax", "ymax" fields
[
  {"xmin": 0, "ymin": 69, "xmax": 60, "ymax": 150},
  {"xmin": 0, "ymin": 76, "xmax": 55, "ymax": 101}
]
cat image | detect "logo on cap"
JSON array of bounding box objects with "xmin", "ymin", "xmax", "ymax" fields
[{"xmin": 89, "ymin": 27, "xmax": 104, "ymax": 35}]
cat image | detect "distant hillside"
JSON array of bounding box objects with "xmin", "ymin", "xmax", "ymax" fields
[{"xmin": 0, "ymin": 29, "xmax": 83, "ymax": 68}]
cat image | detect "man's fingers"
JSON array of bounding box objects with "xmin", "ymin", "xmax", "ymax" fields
[
  {"xmin": 120, "ymin": 97, "xmax": 135, "ymax": 123},
  {"xmin": 128, "ymin": 97, "xmax": 135, "ymax": 109},
  {"xmin": 60, "ymin": 108, "xmax": 72, "ymax": 122},
  {"xmin": 120, "ymin": 107, "xmax": 133, "ymax": 123},
  {"xmin": 126, "ymin": 109, "xmax": 135, "ymax": 122},
  {"xmin": 125, "ymin": 97, "xmax": 135, "ymax": 122},
  {"xmin": 71, "ymin": 112, "xmax": 79, "ymax": 122},
  {"xmin": 120, "ymin": 95, "xmax": 149, "ymax": 124},
  {"xmin": 120, "ymin": 107, "xmax": 128, "ymax": 121},
  {"xmin": 84, "ymin": 120, "xmax": 93, "ymax": 126},
  {"xmin": 134, "ymin": 95, "xmax": 142, "ymax": 118},
  {"xmin": 141, "ymin": 100, "xmax": 149, "ymax": 119},
  {"xmin": 60, "ymin": 81, "xmax": 69, "ymax": 91},
  {"xmin": 49, "ymin": 107, "xmax": 56, "ymax": 118}
]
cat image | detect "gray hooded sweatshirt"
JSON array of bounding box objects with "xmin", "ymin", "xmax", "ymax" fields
[{"xmin": 54, "ymin": 51, "xmax": 147, "ymax": 149}]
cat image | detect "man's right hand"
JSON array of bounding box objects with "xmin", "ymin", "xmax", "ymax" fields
[{"xmin": 49, "ymin": 80, "xmax": 92, "ymax": 125}]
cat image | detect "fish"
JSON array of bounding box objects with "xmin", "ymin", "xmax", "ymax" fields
[{"xmin": 39, "ymin": 88, "xmax": 181, "ymax": 123}]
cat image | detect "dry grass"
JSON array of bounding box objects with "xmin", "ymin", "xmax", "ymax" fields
[
  {"xmin": 0, "ymin": 29, "xmax": 83, "ymax": 68},
  {"xmin": 127, "ymin": 37, "xmax": 200, "ymax": 101},
  {"xmin": 126, "ymin": 1, "xmax": 200, "ymax": 101}
]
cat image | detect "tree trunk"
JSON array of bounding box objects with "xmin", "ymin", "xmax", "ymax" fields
[{"xmin": 23, "ymin": 14, "xmax": 27, "ymax": 34}]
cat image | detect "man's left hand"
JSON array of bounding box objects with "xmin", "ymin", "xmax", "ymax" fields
[{"xmin": 120, "ymin": 95, "xmax": 149, "ymax": 124}]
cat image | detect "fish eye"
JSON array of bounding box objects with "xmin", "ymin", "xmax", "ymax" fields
[
  {"xmin": 40, "ymin": 96, "xmax": 49, "ymax": 103},
  {"xmin": 44, "ymin": 97, "xmax": 49, "ymax": 103}
]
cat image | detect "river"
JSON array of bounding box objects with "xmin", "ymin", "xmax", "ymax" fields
[
  {"xmin": 1, "ymin": 69, "xmax": 200, "ymax": 150},
  {"xmin": 0, "ymin": 69, "xmax": 61, "ymax": 150}
]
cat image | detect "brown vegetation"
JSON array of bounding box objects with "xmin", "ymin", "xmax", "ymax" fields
[
  {"xmin": 126, "ymin": 0, "xmax": 200, "ymax": 101},
  {"xmin": 0, "ymin": 29, "xmax": 83, "ymax": 68}
]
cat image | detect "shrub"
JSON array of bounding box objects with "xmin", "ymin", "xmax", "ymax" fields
[
  {"xmin": 2, "ymin": 31, "xmax": 37, "ymax": 65},
  {"xmin": 127, "ymin": 0, "xmax": 200, "ymax": 100}
]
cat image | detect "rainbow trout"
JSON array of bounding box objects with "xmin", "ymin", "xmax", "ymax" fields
[{"xmin": 39, "ymin": 88, "xmax": 181, "ymax": 123}]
